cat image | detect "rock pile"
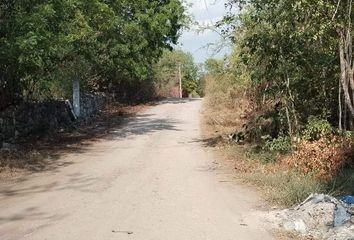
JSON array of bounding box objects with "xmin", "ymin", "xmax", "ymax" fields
[{"xmin": 268, "ymin": 194, "xmax": 354, "ymax": 240}]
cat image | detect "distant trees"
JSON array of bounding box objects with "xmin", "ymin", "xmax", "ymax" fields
[
  {"xmin": 0, "ymin": 0, "xmax": 188, "ymax": 107},
  {"xmin": 153, "ymin": 49, "xmax": 200, "ymax": 97}
]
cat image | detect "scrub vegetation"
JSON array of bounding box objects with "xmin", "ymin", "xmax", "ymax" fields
[{"xmin": 202, "ymin": 0, "xmax": 354, "ymax": 207}]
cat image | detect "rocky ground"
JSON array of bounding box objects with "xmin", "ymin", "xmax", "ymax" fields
[{"xmin": 266, "ymin": 194, "xmax": 354, "ymax": 240}]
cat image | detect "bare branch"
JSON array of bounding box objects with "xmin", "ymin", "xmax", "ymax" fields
[{"xmin": 332, "ymin": 0, "xmax": 342, "ymax": 21}]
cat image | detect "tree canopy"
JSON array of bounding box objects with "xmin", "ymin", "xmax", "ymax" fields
[
  {"xmin": 0, "ymin": 0, "xmax": 188, "ymax": 107},
  {"xmin": 212, "ymin": 0, "xmax": 354, "ymax": 136}
]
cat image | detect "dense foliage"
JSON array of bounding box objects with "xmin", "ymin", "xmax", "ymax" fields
[
  {"xmin": 0, "ymin": 0, "xmax": 188, "ymax": 107},
  {"xmin": 211, "ymin": 0, "xmax": 354, "ymax": 137},
  {"xmin": 203, "ymin": 0, "xmax": 354, "ymax": 183}
]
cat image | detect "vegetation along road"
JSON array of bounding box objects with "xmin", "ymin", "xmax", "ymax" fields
[
  {"xmin": 0, "ymin": 99, "xmax": 273, "ymax": 240},
  {"xmin": 2, "ymin": 0, "xmax": 354, "ymax": 239}
]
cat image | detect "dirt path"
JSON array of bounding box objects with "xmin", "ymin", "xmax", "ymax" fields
[{"xmin": 0, "ymin": 98, "xmax": 274, "ymax": 240}]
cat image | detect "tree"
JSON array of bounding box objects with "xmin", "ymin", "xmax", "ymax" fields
[
  {"xmin": 214, "ymin": 0, "xmax": 353, "ymax": 135},
  {"xmin": 153, "ymin": 49, "xmax": 200, "ymax": 97},
  {"xmin": 0, "ymin": 0, "xmax": 189, "ymax": 105},
  {"xmin": 334, "ymin": 0, "xmax": 354, "ymax": 128}
]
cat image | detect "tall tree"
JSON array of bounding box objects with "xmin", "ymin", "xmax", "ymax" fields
[
  {"xmin": 0, "ymin": 0, "xmax": 189, "ymax": 105},
  {"xmin": 217, "ymin": 0, "xmax": 353, "ymax": 133}
]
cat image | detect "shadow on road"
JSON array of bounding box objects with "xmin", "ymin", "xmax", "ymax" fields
[
  {"xmin": 0, "ymin": 206, "xmax": 67, "ymax": 227},
  {"xmin": 0, "ymin": 98, "xmax": 198, "ymax": 175},
  {"xmin": 0, "ymin": 171, "xmax": 97, "ymax": 226},
  {"xmin": 159, "ymin": 98, "xmax": 202, "ymax": 105},
  {"xmin": 186, "ymin": 135, "xmax": 226, "ymax": 148},
  {"xmin": 0, "ymin": 98, "xmax": 201, "ymax": 227},
  {"xmin": 108, "ymin": 113, "xmax": 181, "ymax": 140},
  {"xmin": 0, "ymin": 98, "xmax": 203, "ymax": 228}
]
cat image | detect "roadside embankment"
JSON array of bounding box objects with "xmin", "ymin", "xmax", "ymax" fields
[{"xmin": 201, "ymin": 73, "xmax": 354, "ymax": 239}]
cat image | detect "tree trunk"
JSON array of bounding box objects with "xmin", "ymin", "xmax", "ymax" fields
[
  {"xmin": 339, "ymin": 77, "xmax": 343, "ymax": 130},
  {"xmin": 285, "ymin": 104, "xmax": 293, "ymax": 137},
  {"xmin": 339, "ymin": 31, "xmax": 354, "ymax": 118}
]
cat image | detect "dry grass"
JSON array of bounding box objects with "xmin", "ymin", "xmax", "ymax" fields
[
  {"xmin": 201, "ymin": 71, "xmax": 347, "ymax": 239},
  {"xmin": 274, "ymin": 230, "xmax": 315, "ymax": 240},
  {"xmin": 219, "ymin": 143, "xmax": 326, "ymax": 207},
  {"xmin": 202, "ymin": 74, "xmax": 328, "ymax": 208},
  {"xmin": 202, "ymin": 75, "xmax": 249, "ymax": 136},
  {"xmin": 202, "ymin": 74, "xmax": 328, "ymax": 240},
  {"xmin": 243, "ymin": 168, "xmax": 326, "ymax": 207}
]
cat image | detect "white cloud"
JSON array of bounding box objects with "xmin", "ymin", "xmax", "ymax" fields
[
  {"xmin": 191, "ymin": 1, "xmax": 207, "ymax": 11},
  {"xmin": 179, "ymin": 0, "xmax": 228, "ymax": 63}
]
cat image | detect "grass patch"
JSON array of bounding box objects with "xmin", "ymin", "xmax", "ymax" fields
[
  {"xmin": 328, "ymin": 168, "xmax": 354, "ymax": 196},
  {"xmin": 234, "ymin": 144, "xmax": 354, "ymax": 207},
  {"xmin": 244, "ymin": 170, "xmax": 326, "ymax": 207},
  {"xmin": 273, "ymin": 229, "xmax": 315, "ymax": 240},
  {"xmin": 225, "ymin": 144, "xmax": 324, "ymax": 207},
  {"xmin": 245, "ymin": 146, "xmax": 278, "ymax": 164},
  {"xmin": 202, "ymin": 75, "xmax": 249, "ymax": 136}
]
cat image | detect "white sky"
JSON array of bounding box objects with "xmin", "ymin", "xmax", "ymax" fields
[{"xmin": 178, "ymin": 0, "xmax": 229, "ymax": 64}]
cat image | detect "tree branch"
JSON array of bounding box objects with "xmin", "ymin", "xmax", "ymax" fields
[{"xmin": 332, "ymin": 0, "xmax": 342, "ymax": 21}]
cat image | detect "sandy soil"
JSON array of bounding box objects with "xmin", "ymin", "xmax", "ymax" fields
[{"xmin": 0, "ymin": 98, "xmax": 274, "ymax": 240}]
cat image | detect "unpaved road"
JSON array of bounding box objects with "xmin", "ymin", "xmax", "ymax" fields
[{"xmin": 0, "ymin": 99, "xmax": 274, "ymax": 240}]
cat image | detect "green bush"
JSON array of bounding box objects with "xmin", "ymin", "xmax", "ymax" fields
[
  {"xmin": 302, "ymin": 117, "xmax": 335, "ymax": 141},
  {"xmin": 263, "ymin": 135, "xmax": 292, "ymax": 154}
]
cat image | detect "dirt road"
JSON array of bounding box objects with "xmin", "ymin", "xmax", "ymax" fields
[{"xmin": 0, "ymin": 99, "xmax": 273, "ymax": 240}]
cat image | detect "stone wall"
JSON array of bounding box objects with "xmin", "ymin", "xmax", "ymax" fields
[
  {"xmin": 80, "ymin": 93, "xmax": 106, "ymax": 118},
  {"xmin": 0, "ymin": 93, "xmax": 107, "ymax": 147}
]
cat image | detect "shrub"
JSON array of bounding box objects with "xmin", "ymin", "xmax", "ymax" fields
[
  {"xmin": 302, "ymin": 117, "xmax": 335, "ymax": 141},
  {"xmin": 243, "ymin": 107, "xmax": 281, "ymax": 142},
  {"xmin": 263, "ymin": 135, "xmax": 292, "ymax": 154},
  {"xmin": 284, "ymin": 136, "xmax": 354, "ymax": 181}
]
